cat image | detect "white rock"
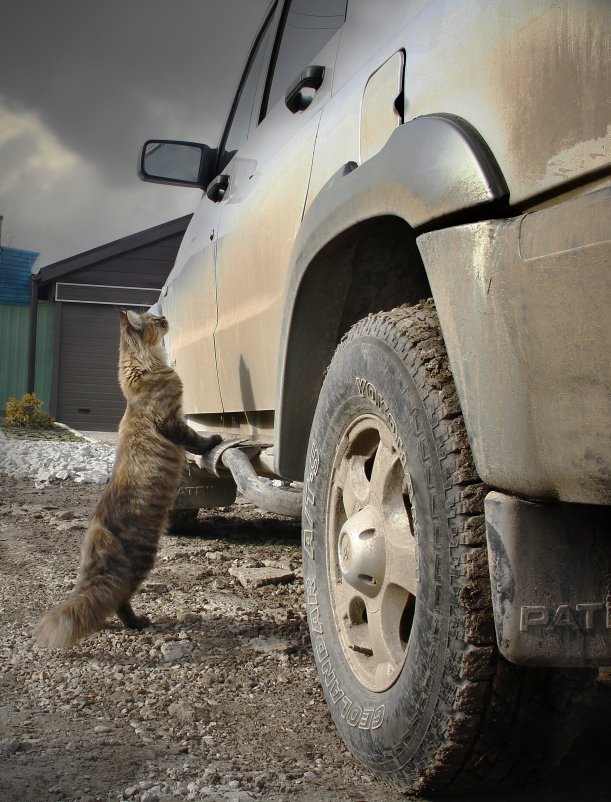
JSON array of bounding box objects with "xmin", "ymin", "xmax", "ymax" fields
[
  {"xmin": 140, "ymin": 787, "xmax": 162, "ymax": 802},
  {"xmin": 0, "ymin": 738, "xmax": 19, "ymax": 756},
  {"xmin": 229, "ymin": 565, "xmax": 295, "ymax": 589},
  {"xmin": 248, "ymin": 636, "xmax": 296, "ymax": 655},
  {"xmin": 169, "ymin": 701, "xmax": 196, "ymax": 723},
  {"xmin": 160, "ymin": 641, "xmax": 193, "ymax": 663}
]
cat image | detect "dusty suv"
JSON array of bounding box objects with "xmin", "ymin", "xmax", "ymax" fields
[{"xmin": 139, "ymin": 0, "xmax": 610, "ymax": 794}]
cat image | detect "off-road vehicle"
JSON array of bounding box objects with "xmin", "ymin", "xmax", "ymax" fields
[{"xmin": 138, "ymin": 0, "xmax": 610, "ymax": 794}]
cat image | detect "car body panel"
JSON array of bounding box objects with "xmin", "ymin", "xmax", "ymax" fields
[
  {"xmin": 214, "ymin": 35, "xmax": 342, "ymax": 413},
  {"xmin": 147, "ymin": 0, "xmax": 609, "ymax": 501},
  {"xmin": 341, "ymin": 0, "xmax": 609, "ymax": 203},
  {"xmin": 419, "ymin": 185, "xmax": 611, "ymax": 505},
  {"xmin": 161, "ymin": 197, "xmax": 223, "ymax": 413}
]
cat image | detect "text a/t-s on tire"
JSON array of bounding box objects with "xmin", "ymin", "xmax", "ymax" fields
[{"xmin": 302, "ymin": 299, "xmax": 594, "ymax": 795}]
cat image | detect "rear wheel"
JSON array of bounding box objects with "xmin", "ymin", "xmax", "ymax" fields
[{"xmin": 302, "ymin": 300, "xmax": 594, "ymax": 794}]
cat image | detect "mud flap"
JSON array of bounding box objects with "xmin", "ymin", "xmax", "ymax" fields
[{"xmin": 485, "ymin": 492, "xmax": 611, "ymax": 667}]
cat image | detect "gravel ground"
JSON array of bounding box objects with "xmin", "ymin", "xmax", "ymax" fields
[{"xmin": 1, "ymin": 439, "xmax": 610, "ymax": 802}]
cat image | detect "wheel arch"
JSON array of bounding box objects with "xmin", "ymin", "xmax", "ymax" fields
[
  {"xmin": 275, "ymin": 215, "xmax": 429, "ymax": 479},
  {"xmin": 274, "ymin": 114, "xmax": 508, "ymax": 480}
]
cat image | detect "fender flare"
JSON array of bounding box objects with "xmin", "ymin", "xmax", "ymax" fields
[{"xmin": 274, "ymin": 114, "xmax": 508, "ymax": 479}]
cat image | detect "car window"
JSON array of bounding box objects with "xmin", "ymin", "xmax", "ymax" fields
[
  {"xmin": 219, "ymin": 11, "xmax": 275, "ymax": 171},
  {"xmin": 262, "ymin": 0, "xmax": 347, "ymax": 118}
]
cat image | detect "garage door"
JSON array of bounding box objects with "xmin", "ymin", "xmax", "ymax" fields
[{"xmin": 56, "ymin": 303, "xmax": 126, "ymax": 431}]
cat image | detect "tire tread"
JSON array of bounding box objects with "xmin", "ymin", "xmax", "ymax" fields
[{"xmin": 330, "ymin": 300, "xmax": 593, "ymax": 794}]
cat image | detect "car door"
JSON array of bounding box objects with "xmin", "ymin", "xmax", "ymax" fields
[
  {"xmin": 213, "ymin": 0, "xmax": 348, "ymax": 415},
  {"xmin": 161, "ymin": 8, "xmax": 276, "ymax": 416}
]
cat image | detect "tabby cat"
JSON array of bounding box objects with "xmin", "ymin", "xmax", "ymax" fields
[{"xmin": 37, "ymin": 309, "xmax": 221, "ymax": 648}]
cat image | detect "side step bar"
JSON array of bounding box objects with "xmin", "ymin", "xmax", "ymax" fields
[{"xmin": 196, "ymin": 439, "xmax": 303, "ymax": 519}]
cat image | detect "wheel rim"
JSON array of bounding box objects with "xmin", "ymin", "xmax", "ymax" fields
[{"xmin": 328, "ymin": 414, "xmax": 417, "ymax": 692}]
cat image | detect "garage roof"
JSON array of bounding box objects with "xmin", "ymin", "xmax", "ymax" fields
[{"xmin": 35, "ymin": 215, "xmax": 192, "ymax": 287}]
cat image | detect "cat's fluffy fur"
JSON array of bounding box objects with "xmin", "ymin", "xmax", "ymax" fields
[{"xmin": 37, "ymin": 309, "xmax": 221, "ymax": 648}]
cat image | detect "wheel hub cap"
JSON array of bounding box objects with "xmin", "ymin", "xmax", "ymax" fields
[
  {"xmin": 327, "ymin": 415, "xmax": 417, "ymax": 692},
  {"xmin": 338, "ymin": 506, "xmax": 386, "ymax": 596}
]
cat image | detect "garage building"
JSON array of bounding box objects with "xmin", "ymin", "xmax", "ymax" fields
[{"xmin": 32, "ymin": 216, "xmax": 190, "ymax": 431}]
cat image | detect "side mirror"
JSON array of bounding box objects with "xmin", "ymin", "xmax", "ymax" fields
[{"xmin": 138, "ymin": 140, "xmax": 216, "ymax": 188}]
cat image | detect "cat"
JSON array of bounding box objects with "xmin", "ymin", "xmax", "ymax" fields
[{"xmin": 37, "ymin": 309, "xmax": 221, "ymax": 648}]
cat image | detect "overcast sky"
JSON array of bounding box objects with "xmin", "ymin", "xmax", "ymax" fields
[{"xmin": 0, "ymin": 0, "xmax": 269, "ymax": 267}]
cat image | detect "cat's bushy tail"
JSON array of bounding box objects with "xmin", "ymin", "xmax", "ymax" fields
[
  {"xmin": 37, "ymin": 523, "xmax": 129, "ymax": 649},
  {"xmin": 37, "ymin": 584, "xmax": 119, "ymax": 648}
]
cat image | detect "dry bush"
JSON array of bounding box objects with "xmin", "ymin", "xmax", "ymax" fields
[{"xmin": 5, "ymin": 393, "xmax": 55, "ymax": 429}]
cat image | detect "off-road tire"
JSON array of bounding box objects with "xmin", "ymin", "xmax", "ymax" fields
[{"xmin": 302, "ymin": 299, "xmax": 594, "ymax": 795}]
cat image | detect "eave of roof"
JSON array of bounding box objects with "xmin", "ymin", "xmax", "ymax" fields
[{"xmin": 36, "ymin": 214, "xmax": 192, "ymax": 285}]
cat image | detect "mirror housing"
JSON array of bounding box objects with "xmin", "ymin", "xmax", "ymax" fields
[{"xmin": 138, "ymin": 140, "xmax": 217, "ymax": 188}]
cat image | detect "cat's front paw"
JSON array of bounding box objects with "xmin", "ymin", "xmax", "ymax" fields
[{"xmin": 201, "ymin": 434, "xmax": 222, "ymax": 452}]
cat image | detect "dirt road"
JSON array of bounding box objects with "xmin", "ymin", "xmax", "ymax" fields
[{"xmin": 1, "ymin": 472, "xmax": 609, "ymax": 802}]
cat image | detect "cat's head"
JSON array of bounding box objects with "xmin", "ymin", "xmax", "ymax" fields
[{"xmin": 119, "ymin": 309, "xmax": 169, "ymax": 347}]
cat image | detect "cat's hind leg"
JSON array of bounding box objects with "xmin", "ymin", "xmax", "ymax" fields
[{"xmin": 117, "ymin": 601, "xmax": 151, "ymax": 630}]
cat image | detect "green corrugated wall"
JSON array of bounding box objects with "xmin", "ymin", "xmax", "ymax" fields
[
  {"xmin": 0, "ymin": 303, "xmax": 55, "ymax": 412},
  {"xmin": 34, "ymin": 304, "xmax": 55, "ymax": 409}
]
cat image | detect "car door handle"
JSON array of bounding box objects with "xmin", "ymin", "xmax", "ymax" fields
[
  {"xmin": 285, "ymin": 65, "xmax": 325, "ymax": 114},
  {"xmin": 206, "ymin": 173, "xmax": 230, "ymax": 202}
]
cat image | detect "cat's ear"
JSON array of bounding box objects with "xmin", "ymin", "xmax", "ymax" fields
[{"xmin": 125, "ymin": 310, "xmax": 144, "ymax": 330}]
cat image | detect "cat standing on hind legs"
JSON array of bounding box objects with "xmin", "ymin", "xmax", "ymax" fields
[{"xmin": 37, "ymin": 309, "xmax": 221, "ymax": 648}]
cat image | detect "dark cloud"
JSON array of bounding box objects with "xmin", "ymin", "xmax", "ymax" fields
[{"xmin": 0, "ymin": 0, "xmax": 269, "ymax": 264}]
